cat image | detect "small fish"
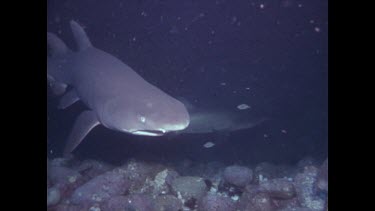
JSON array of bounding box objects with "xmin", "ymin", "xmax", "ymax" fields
[
  {"xmin": 203, "ymin": 142, "xmax": 215, "ymax": 148},
  {"xmin": 237, "ymin": 104, "xmax": 251, "ymax": 110}
]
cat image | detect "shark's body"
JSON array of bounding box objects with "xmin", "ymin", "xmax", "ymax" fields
[
  {"xmin": 176, "ymin": 99, "xmax": 267, "ymax": 134},
  {"xmin": 182, "ymin": 109, "xmax": 266, "ymax": 134},
  {"xmin": 47, "ymin": 21, "xmax": 190, "ymax": 155}
]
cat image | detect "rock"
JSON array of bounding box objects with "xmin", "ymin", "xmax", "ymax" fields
[
  {"xmin": 105, "ymin": 194, "xmax": 154, "ymax": 211},
  {"xmin": 49, "ymin": 166, "xmax": 82, "ymax": 186},
  {"xmin": 138, "ymin": 168, "xmax": 180, "ymax": 196},
  {"xmin": 254, "ymin": 163, "xmax": 296, "ymax": 183},
  {"xmin": 48, "ymin": 165, "xmax": 86, "ymax": 201},
  {"xmin": 73, "ymin": 159, "xmax": 114, "ymax": 179},
  {"xmin": 119, "ymin": 159, "xmax": 165, "ymax": 194},
  {"xmin": 49, "ymin": 157, "xmax": 74, "ymax": 168},
  {"xmin": 272, "ymin": 197, "xmax": 300, "ymax": 210},
  {"xmin": 218, "ymin": 181, "xmax": 244, "ymax": 197},
  {"xmin": 316, "ymin": 159, "xmax": 328, "ymax": 192},
  {"xmin": 223, "ymin": 165, "xmax": 253, "ymax": 188},
  {"xmin": 49, "ymin": 204, "xmax": 82, "ymax": 211},
  {"xmin": 297, "ymin": 157, "xmax": 318, "ymax": 170},
  {"xmin": 258, "ymin": 178, "xmax": 296, "ymax": 199},
  {"xmin": 198, "ymin": 193, "xmax": 237, "ymax": 211},
  {"xmin": 294, "ymin": 166, "xmax": 325, "ymax": 210},
  {"xmin": 164, "ymin": 169, "xmax": 180, "ymax": 186},
  {"xmin": 277, "ymin": 207, "xmax": 314, "ymax": 211},
  {"xmin": 171, "ymin": 176, "xmax": 207, "ymax": 202},
  {"xmin": 123, "ymin": 194, "xmax": 154, "ymax": 211},
  {"xmin": 47, "ymin": 186, "xmax": 61, "ymax": 207},
  {"xmin": 254, "ymin": 162, "xmax": 278, "ymax": 184},
  {"xmin": 70, "ymin": 167, "xmax": 131, "ymax": 205},
  {"xmin": 154, "ymin": 195, "xmax": 183, "ymax": 211},
  {"xmin": 238, "ymin": 184, "xmax": 277, "ymax": 211},
  {"xmin": 245, "ymin": 193, "xmax": 276, "ymax": 211},
  {"xmin": 204, "ymin": 162, "xmax": 226, "ymax": 178},
  {"xmin": 240, "ymin": 192, "xmax": 276, "ymax": 211},
  {"xmin": 104, "ymin": 195, "xmax": 128, "ymax": 211}
]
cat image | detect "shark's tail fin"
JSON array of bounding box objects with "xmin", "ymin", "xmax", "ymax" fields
[{"xmin": 70, "ymin": 20, "xmax": 93, "ymax": 51}]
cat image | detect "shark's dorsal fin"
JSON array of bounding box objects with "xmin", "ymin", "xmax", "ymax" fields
[
  {"xmin": 70, "ymin": 20, "xmax": 92, "ymax": 51},
  {"xmin": 47, "ymin": 32, "xmax": 69, "ymax": 57}
]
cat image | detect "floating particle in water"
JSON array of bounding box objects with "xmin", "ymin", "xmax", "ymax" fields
[
  {"xmin": 310, "ymin": 20, "xmax": 315, "ymax": 24},
  {"xmin": 281, "ymin": 0, "xmax": 294, "ymax": 8},
  {"xmin": 237, "ymin": 104, "xmax": 251, "ymax": 110},
  {"xmin": 281, "ymin": 129, "xmax": 287, "ymax": 134},
  {"xmin": 314, "ymin": 27, "xmax": 321, "ymax": 33},
  {"xmin": 260, "ymin": 4, "xmax": 265, "ymax": 9},
  {"xmin": 169, "ymin": 25, "xmax": 179, "ymax": 34},
  {"xmin": 245, "ymin": 87, "xmax": 250, "ymax": 90},
  {"xmin": 54, "ymin": 16, "xmax": 60, "ymax": 23},
  {"xmin": 141, "ymin": 11, "xmax": 148, "ymax": 17},
  {"xmin": 231, "ymin": 16, "xmax": 237, "ymax": 24},
  {"xmin": 132, "ymin": 37, "xmax": 137, "ymax": 42},
  {"xmin": 220, "ymin": 82, "xmax": 227, "ymax": 86},
  {"xmin": 191, "ymin": 13, "xmax": 205, "ymax": 23},
  {"xmin": 263, "ymin": 134, "xmax": 269, "ymax": 138},
  {"xmin": 203, "ymin": 142, "xmax": 215, "ymax": 148}
]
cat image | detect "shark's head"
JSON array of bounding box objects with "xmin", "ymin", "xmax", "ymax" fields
[{"xmin": 100, "ymin": 96, "xmax": 190, "ymax": 136}]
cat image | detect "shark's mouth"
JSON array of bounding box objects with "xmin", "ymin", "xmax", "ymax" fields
[{"xmin": 131, "ymin": 130, "xmax": 166, "ymax": 136}]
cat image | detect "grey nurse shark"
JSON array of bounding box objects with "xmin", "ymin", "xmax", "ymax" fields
[{"xmin": 47, "ymin": 21, "xmax": 190, "ymax": 155}]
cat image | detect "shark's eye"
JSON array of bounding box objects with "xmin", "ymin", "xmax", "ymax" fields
[{"xmin": 137, "ymin": 115, "xmax": 146, "ymax": 123}]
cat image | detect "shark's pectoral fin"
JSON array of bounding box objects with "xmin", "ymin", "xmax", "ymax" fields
[
  {"xmin": 58, "ymin": 90, "xmax": 80, "ymax": 109},
  {"xmin": 63, "ymin": 110, "xmax": 100, "ymax": 156}
]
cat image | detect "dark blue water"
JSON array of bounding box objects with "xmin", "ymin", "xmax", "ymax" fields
[{"xmin": 47, "ymin": 0, "xmax": 327, "ymax": 165}]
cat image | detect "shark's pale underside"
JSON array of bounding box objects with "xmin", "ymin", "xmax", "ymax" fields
[{"xmin": 47, "ymin": 21, "xmax": 190, "ymax": 155}]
